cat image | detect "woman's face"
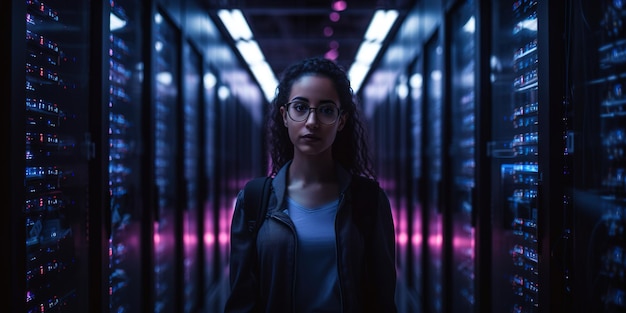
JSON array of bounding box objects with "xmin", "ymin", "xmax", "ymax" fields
[{"xmin": 280, "ymin": 75, "xmax": 346, "ymax": 159}]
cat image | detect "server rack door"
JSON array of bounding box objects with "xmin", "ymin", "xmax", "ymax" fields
[
  {"xmin": 182, "ymin": 41, "xmax": 202, "ymax": 313},
  {"xmin": 489, "ymin": 0, "xmax": 540, "ymax": 312},
  {"xmin": 569, "ymin": 1, "xmax": 626, "ymax": 312},
  {"xmin": 108, "ymin": 1, "xmax": 146, "ymax": 311},
  {"xmin": 408, "ymin": 57, "xmax": 425, "ymax": 312},
  {"xmin": 370, "ymin": 78, "xmax": 406, "ymax": 310},
  {"xmin": 371, "ymin": 96, "xmax": 392, "ymax": 187},
  {"xmin": 152, "ymin": 10, "xmax": 181, "ymax": 313},
  {"xmin": 23, "ymin": 0, "xmax": 92, "ymax": 311},
  {"xmin": 216, "ymin": 92, "xmax": 233, "ymax": 307},
  {"xmin": 8, "ymin": 2, "xmax": 27, "ymax": 310},
  {"xmin": 399, "ymin": 77, "xmax": 415, "ymax": 313},
  {"xmin": 423, "ymin": 30, "xmax": 445, "ymax": 313},
  {"xmin": 202, "ymin": 69, "xmax": 219, "ymax": 300},
  {"xmin": 218, "ymin": 94, "xmax": 265, "ymax": 311},
  {"xmin": 217, "ymin": 93, "xmax": 234, "ymax": 294},
  {"xmin": 445, "ymin": 0, "xmax": 477, "ymax": 311}
]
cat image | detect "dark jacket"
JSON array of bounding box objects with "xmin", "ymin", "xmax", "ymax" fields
[{"xmin": 225, "ymin": 161, "xmax": 397, "ymax": 313}]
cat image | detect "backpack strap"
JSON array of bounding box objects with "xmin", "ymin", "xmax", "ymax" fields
[{"xmin": 243, "ymin": 176, "xmax": 272, "ymax": 234}]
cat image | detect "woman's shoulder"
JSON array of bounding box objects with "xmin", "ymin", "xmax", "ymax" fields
[{"xmin": 350, "ymin": 174, "xmax": 379, "ymax": 188}]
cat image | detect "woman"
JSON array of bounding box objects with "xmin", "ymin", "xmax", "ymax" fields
[{"xmin": 225, "ymin": 57, "xmax": 397, "ymax": 313}]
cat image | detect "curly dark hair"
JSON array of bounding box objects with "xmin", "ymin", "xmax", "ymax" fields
[{"xmin": 266, "ymin": 57, "xmax": 376, "ymax": 179}]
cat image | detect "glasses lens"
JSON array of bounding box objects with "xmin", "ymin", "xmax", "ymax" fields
[
  {"xmin": 317, "ymin": 103, "xmax": 339, "ymax": 124},
  {"xmin": 288, "ymin": 102, "xmax": 310, "ymax": 121},
  {"xmin": 287, "ymin": 102, "xmax": 339, "ymax": 124}
]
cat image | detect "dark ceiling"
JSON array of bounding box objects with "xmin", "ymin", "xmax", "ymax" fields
[{"xmin": 209, "ymin": 0, "xmax": 415, "ymax": 79}]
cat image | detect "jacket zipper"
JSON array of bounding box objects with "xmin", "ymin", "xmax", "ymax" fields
[
  {"xmin": 270, "ymin": 212, "xmax": 298, "ymax": 312},
  {"xmin": 335, "ymin": 193, "xmax": 346, "ymax": 313}
]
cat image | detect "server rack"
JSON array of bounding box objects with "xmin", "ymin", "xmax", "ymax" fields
[
  {"xmin": 202, "ymin": 66, "xmax": 220, "ymax": 307},
  {"xmin": 487, "ymin": 0, "xmax": 568, "ymax": 312},
  {"xmin": 569, "ymin": 0, "xmax": 626, "ymax": 312},
  {"xmin": 108, "ymin": 0, "xmax": 147, "ymax": 311},
  {"xmin": 489, "ymin": 1, "xmax": 542, "ymax": 312},
  {"xmin": 422, "ymin": 29, "xmax": 445, "ymax": 313},
  {"xmin": 444, "ymin": 0, "xmax": 478, "ymax": 312},
  {"xmin": 7, "ymin": 1, "xmax": 239, "ymax": 311},
  {"xmin": 6, "ymin": 0, "xmax": 25, "ymax": 309},
  {"xmin": 22, "ymin": 1, "xmax": 93, "ymax": 311},
  {"xmin": 362, "ymin": 1, "xmax": 614, "ymax": 312},
  {"xmin": 181, "ymin": 40, "xmax": 204, "ymax": 313},
  {"xmin": 151, "ymin": 9, "xmax": 182, "ymax": 312},
  {"xmin": 408, "ymin": 53, "xmax": 425, "ymax": 313},
  {"xmin": 368, "ymin": 63, "xmax": 414, "ymax": 312}
]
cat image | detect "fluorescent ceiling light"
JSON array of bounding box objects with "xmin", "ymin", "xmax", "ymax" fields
[
  {"xmin": 348, "ymin": 63, "xmax": 370, "ymax": 92},
  {"xmin": 250, "ymin": 62, "xmax": 278, "ymax": 101},
  {"xmin": 236, "ymin": 40, "xmax": 265, "ymax": 64},
  {"xmin": 349, "ymin": 9, "xmax": 398, "ymax": 93},
  {"xmin": 354, "ymin": 41, "xmax": 382, "ymax": 64},
  {"xmin": 218, "ymin": 9, "xmax": 253, "ymax": 40},
  {"xmin": 218, "ymin": 8, "xmax": 398, "ymax": 99},
  {"xmin": 218, "ymin": 9, "xmax": 278, "ymax": 102},
  {"xmin": 364, "ymin": 10, "xmax": 399, "ymax": 42}
]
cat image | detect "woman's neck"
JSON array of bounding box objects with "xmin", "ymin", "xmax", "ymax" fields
[{"xmin": 288, "ymin": 155, "xmax": 335, "ymax": 185}]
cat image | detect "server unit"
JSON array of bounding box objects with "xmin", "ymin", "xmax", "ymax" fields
[
  {"xmin": 489, "ymin": 0, "xmax": 542, "ymax": 311},
  {"xmin": 487, "ymin": 1, "xmax": 570, "ymax": 312}
]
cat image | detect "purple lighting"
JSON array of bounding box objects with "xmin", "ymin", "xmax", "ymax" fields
[
  {"xmin": 325, "ymin": 49, "xmax": 339, "ymax": 60},
  {"xmin": 397, "ymin": 232, "xmax": 408, "ymax": 246},
  {"xmin": 204, "ymin": 232, "xmax": 215, "ymax": 245},
  {"xmin": 332, "ymin": 0, "xmax": 347, "ymax": 11},
  {"xmin": 324, "ymin": 26, "xmax": 333, "ymax": 37}
]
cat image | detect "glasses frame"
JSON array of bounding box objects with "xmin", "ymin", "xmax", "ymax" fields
[{"xmin": 284, "ymin": 101, "xmax": 343, "ymax": 125}]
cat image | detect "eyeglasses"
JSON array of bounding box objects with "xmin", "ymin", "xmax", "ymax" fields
[{"xmin": 285, "ymin": 101, "xmax": 342, "ymax": 125}]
